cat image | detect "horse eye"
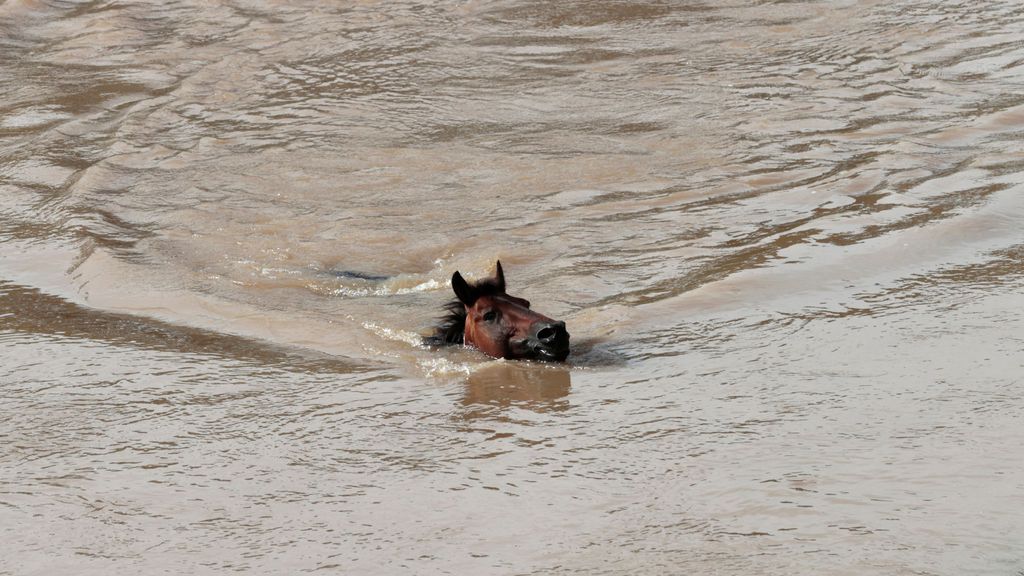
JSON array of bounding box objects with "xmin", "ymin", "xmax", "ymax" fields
[{"xmin": 482, "ymin": 310, "xmax": 497, "ymax": 322}]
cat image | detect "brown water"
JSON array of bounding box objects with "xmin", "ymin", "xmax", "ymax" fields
[{"xmin": 3, "ymin": 1, "xmax": 1024, "ymax": 574}]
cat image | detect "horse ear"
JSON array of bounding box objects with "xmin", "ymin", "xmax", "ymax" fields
[
  {"xmin": 451, "ymin": 271, "xmax": 476, "ymax": 306},
  {"xmin": 494, "ymin": 260, "xmax": 506, "ymax": 292}
]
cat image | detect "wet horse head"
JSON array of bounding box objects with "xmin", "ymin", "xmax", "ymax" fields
[{"xmin": 430, "ymin": 261, "xmax": 570, "ymax": 361}]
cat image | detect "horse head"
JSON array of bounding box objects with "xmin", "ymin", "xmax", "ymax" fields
[{"xmin": 435, "ymin": 261, "xmax": 570, "ymax": 362}]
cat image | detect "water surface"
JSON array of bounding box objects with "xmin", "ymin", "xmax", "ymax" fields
[{"xmin": 2, "ymin": 1, "xmax": 1024, "ymax": 574}]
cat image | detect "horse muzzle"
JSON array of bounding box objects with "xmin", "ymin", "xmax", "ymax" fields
[{"xmin": 525, "ymin": 320, "xmax": 570, "ymax": 362}]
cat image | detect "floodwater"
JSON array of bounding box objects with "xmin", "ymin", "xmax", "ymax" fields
[{"xmin": 2, "ymin": 0, "xmax": 1024, "ymax": 574}]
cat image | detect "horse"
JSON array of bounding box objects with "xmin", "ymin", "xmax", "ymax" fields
[{"xmin": 428, "ymin": 261, "xmax": 570, "ymax": 361}]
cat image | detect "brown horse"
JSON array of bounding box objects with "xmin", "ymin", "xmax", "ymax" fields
[{"xmin": 428, "ymin": 261, "xmax": 570, "ymax": 361}]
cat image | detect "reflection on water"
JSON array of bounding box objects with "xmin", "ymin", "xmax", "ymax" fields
[
  {"xmin": 462, "ymin": 362, "xmax": 571, "ymax": 409},
  {"xmin": 3, "ymin": 0, "xmax": 1024, "ymax": 574}
]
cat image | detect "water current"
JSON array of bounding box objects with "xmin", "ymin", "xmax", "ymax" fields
[{"xmin": 2, "ymin": 1, "xmax": 1024, "ymax": 574}]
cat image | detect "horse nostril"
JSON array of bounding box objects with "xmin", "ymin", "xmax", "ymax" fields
[{"xmin": 535, "ymin": 321, "xmax": 567, "ymax": 344}]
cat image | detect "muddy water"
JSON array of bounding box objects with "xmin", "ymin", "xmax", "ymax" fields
[{"xmin": 2, "ymin": 1, "xmax": 1024, "ymax": 574}]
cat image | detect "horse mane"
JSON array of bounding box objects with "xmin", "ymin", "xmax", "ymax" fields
[
  {"xmin": 427, "ymin": 299, "xmax": 467, "ymax": 346},
  {"xmin": 426, "ymin": 276, "xmax": 505, "ymax": 347}
]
